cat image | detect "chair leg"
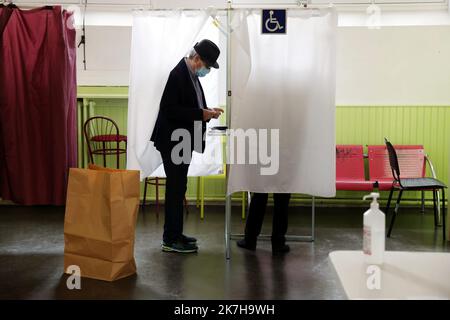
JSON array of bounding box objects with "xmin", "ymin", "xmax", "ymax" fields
[
  {"xmin": 102, "ymin": 141, "xmax": 107, "ymax": 167},
  {"xmin": 242, "ymin": 191, "xmax": 246, "ymax": 220},
  {"xmin": 124, "ymin": 141, "xmax": 128, "ymax": 168},
  {"xmin": 155, "ymin": 178, "xmax": 159, "ymax": 218},
  {"xmin": 442, "ymin": 188, "xmax": 446, "ymax": 242},
  {"xmin": 200, "ymin": 177, "xmax": 205, "ymax": 220},
  {"xmin": 387, "ymin": 190, "xmax": 403, "ymax": 238},
  {"xmin": 196, "ymin": 177, "xmax": 200, "ymax": 208},
  {"xmin": 116, "ymin": 142, "xmax": 120, "ymax": 169},
  {"xmin": 436, "ymin": 191, "xmax": 442, "ymax": 227},
  {"xmin": 433, "ymin": 189, "xmax": 438, "ymax": 228},
  {"xmin": 142, "ymin": 178, "xmax": 148, "ymax": 208},
  {"xmin": 385, "ymin": 187, "xmax": 394, "ymax": 215},
  {"xmin": 421, "ymin": 191, "xmax": 425, "ymax": 214}
]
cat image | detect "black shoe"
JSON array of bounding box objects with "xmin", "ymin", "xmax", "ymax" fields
[
  {"xmin": 237, "ymin": 239, "xmax": 256, "ymax": 251},
  {"xmin": 181, "ymin": 234, "xmax": 197, "ymax": 245},
  {"xmin": 272, "ymin": 244, "xmax": 290, "ymax": 255},
  {"xmin": 162, "ymin": 241, "xmax": 198, "ymax": 253}
]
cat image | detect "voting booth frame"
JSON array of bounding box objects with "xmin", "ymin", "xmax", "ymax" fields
[{"xmin": 220, "ymin": 4, "xmax": 318, "ymax": 259}]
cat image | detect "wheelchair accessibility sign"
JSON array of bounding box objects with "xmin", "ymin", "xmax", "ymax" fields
[{"xmin": 262, "ymin": 9, "xmax": 286, "ymax": 34}]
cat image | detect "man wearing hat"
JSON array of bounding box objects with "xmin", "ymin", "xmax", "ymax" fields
[{"xmin": 151, "ymin": 39, "xmax": 223, "ymax": 253}]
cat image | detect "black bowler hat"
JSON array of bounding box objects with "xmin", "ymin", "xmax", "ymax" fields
[{"xmin": 194, "ymin": 39, "xmax": 220, "ymax": 69}]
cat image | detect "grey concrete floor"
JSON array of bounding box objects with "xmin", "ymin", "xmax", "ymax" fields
[{"xmin": 0, "ymin": 203, "xmax": 448, "ymax": 300}]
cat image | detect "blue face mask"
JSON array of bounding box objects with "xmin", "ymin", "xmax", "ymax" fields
[{"xmin": 196, "ymin": 66, "xmax": 210, "ymax": 77}]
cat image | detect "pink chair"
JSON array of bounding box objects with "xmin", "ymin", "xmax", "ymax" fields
[
  {"xmin": 368, "ymin": 145, "xmax": 426, "ymax": 191},
  {"xmin": 336, "ymin": 145, "xmax": 375, "ymax": 191}
]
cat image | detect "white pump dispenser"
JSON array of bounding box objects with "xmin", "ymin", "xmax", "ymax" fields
[{"xmin": 363, "ymin": 192, "xmax": 385, "ymax": 265}]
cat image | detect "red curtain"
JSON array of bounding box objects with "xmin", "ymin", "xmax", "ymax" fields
[{"xmin": 0, "ymin": 5, "xmax": 77, "ymax": 205}]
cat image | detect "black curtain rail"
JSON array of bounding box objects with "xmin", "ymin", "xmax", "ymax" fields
[
  {"xmin": 0, "ymin": 3, "xmax": 54, "ymax": 10},
  {"xmin": 0, "ymin": 3, "xmax": 17, "ymax": 8}
]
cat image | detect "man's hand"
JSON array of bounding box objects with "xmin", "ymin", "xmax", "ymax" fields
[
  {"xmin": 203, "ymin": 108, "xmax": 224, "ymax": 121},
  {"xmin": 211, "ymin": 107, "xmax": 224, "ymax": 115}
]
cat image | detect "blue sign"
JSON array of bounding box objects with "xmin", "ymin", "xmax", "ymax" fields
[{"xmin": 262, "ymin": 9, "xmax": 286, "ymax": 34}]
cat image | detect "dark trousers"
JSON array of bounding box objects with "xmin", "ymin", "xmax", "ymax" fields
[
  {"xmin": 244, "ymin": 193, "xmax": 291, "ymax": 245},
  {"xmin": 160, "ymin": 149, "xmax": 190, "ymax": 243}
]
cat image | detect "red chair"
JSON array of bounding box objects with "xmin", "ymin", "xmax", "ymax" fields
[
  {"xmin": 368, "ymin": 145, "xmax": 426, "ymax": 191},
  {"xmin": 83, "ymin": 116, "xmax": 127, "ymax": 169},
  {"xmin": 336, "ymin": 145, "xmax": 375, "ymax": 191},
  {"xmin": 142, "ymin": 177, "xmax": 189, "ymax": 218}
]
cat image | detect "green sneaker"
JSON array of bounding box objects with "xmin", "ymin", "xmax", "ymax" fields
[{"xmin": 161, "ymin": 241, "xmax": 198, "ymax": 253}]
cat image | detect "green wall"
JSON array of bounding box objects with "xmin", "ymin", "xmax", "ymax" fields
[{"xmin": 77, "ymin": 86, "xmax": 450, "ymax": 206}]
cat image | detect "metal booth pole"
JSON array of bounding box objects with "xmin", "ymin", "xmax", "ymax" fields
[{"xmin": 224, "ymin": 0, "xmax": 232, "ymax": 260}]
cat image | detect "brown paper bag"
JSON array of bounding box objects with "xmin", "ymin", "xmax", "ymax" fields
[{"xmin": 64, "ymin": 164, "xmax": 140, "ymax": 281}]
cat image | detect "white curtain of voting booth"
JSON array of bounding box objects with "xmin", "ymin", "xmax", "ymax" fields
[
  {"xmin": 227, "ymin": 8, "xmax": 338, "ymax": 197},
  {"xmin": 127, "ymin": 10, "xmax": 224, "ymax": 180}
]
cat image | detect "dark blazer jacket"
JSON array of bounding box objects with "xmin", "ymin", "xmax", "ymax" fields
[{"xmin": 150, "ymin": 58, "xmax": 208, "ymax": 154}]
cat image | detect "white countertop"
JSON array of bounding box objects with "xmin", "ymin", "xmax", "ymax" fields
[{"xmin": 329, "ymin": 250, "xmax": 450, "ymax": 300}]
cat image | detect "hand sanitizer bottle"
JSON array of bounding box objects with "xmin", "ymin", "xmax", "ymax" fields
[{"xmin": 363, "ymin": 192, "xmax": 385, "ymax": 265}]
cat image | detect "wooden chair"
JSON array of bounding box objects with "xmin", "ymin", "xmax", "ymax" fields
[{"xmin": 83, "ymin": 116, "xmax": 127, "ymax": 169}]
